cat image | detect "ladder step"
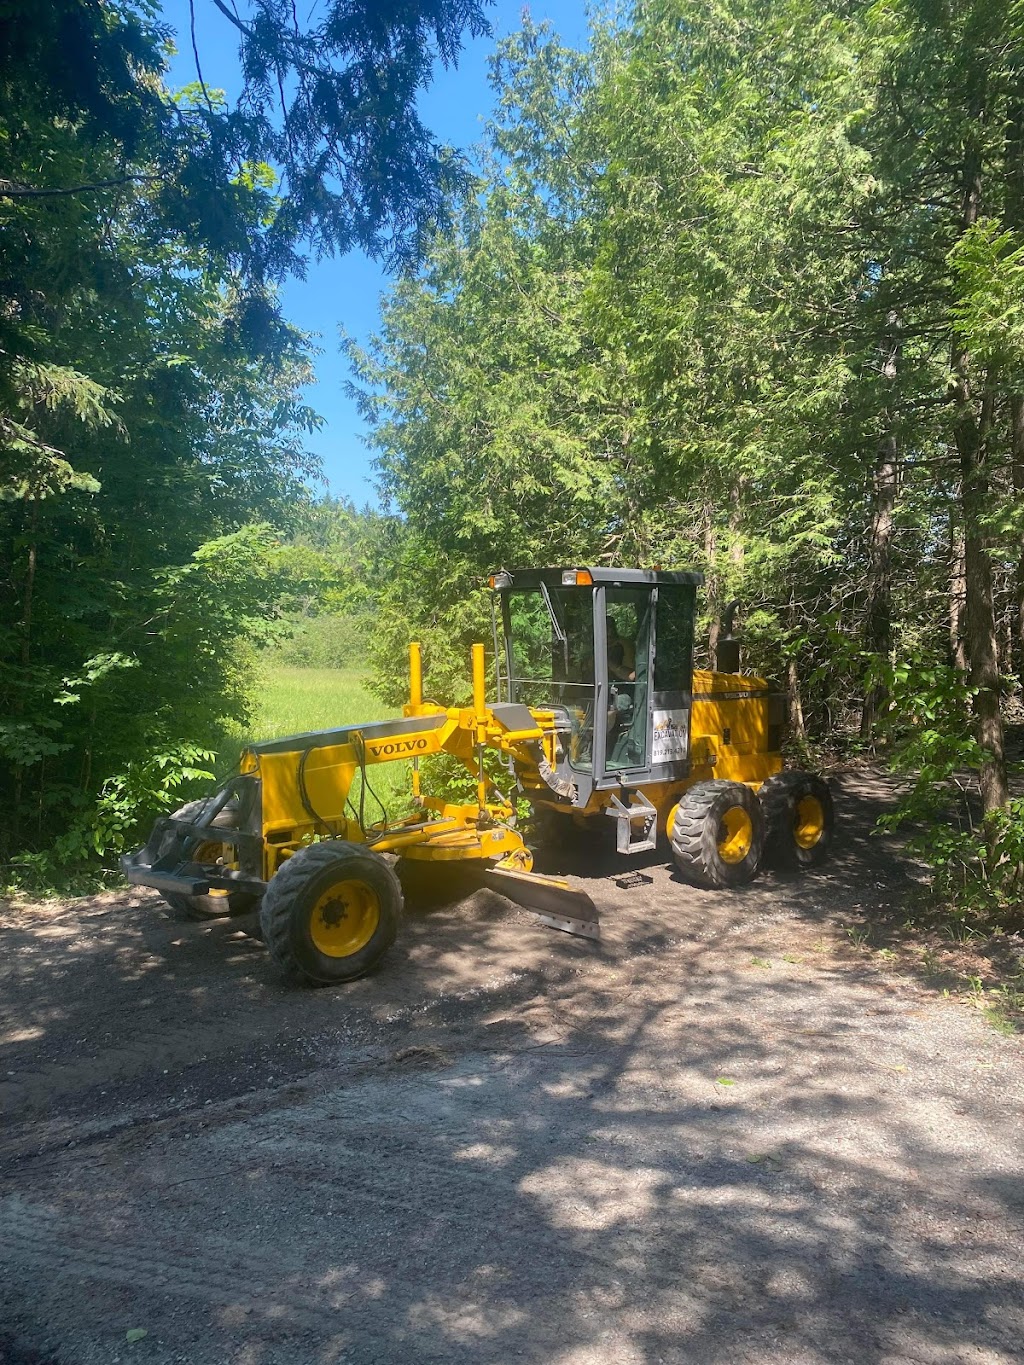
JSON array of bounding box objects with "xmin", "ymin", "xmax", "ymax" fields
[{"xmin": 604, "ymin": 791, "xmax": 658, "ymax": 855}]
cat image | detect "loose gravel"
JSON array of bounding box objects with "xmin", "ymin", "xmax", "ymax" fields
[{"xmin": 1, "ymin": 771, "xmax": 1021, "ymax": 1364}]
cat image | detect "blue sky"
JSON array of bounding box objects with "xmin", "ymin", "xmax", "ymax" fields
[{"xmin": 158, "ymin": 1, "xmax": 592, "ymax": 506}]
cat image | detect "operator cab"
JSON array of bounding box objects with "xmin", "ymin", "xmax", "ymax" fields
[{"xmin": 491, "ymin": 567, "xmax": 703, "ymax": 806}]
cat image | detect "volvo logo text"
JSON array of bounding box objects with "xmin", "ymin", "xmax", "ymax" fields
[{"xmin": 371, "ymin": 738, "xmax": 429, "ymax": 757}]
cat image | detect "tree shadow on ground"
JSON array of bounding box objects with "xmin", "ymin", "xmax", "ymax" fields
[
  {"xmin": 0, "ymin": 767, "xmax": 1013, "ymax": 1152},
  {"xmin": 1, "ymin": 768, "xmax": 1022, "ymax": 1365},
  {"xmin": 528, "ymin": 767, "xmax": 1023, "ymax": 1020},
  {"xmin": 2, "ymin": 942, "xmax": 1021, "ymax": 1364}
]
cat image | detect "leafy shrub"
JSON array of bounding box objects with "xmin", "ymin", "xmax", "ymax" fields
[
  {"xmin": 54, "ymin": 743, "xmax": 216, "ymax": 863},
  {"xmin": 3, "ymin": 743, "xmax": 215, "ymax": 895},
  {"xmin": 2, "ymin": 524, "xmax": 295, "ymax": 876},
  {"xmin": 877, "ymin": 661, "xmax": 1022, "ymax": 924}
]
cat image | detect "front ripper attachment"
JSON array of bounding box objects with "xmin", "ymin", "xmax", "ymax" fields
[{"xmin": 479, "ymin": 866, "xmax": 601, "ymax": 941}]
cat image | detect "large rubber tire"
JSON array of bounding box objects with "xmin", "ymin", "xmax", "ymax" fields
[
  {"xmin": 260, "ymin": 841, "xmax": 401, "ymax": 986},
  {"xmin": 670, "ymin": 779, "xmax": 766, "ymax": 890},
  {"xmin": 158, "ymin": 798, "xmax": 258, "ymax": 921},
  {"xmin": 759, "ymin": 770, "xmax": 834, "ymax": 869}
]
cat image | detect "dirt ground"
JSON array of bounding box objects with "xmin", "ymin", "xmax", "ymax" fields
[{"xmin": 1, "ymin": 770, "xmax": 1022, "ymax": 1365}]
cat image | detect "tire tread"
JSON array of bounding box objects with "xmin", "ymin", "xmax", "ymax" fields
[
  {"xmin": 670, "ymin": 779, "xmax": 765, "ymax": 890},
  {"xmin": 260, "ymin": 841, "xmax": 401, "ymax": 985},
  {"xmin": 759, "ymin": 770, "xmax": 834, "ymax": 869}
]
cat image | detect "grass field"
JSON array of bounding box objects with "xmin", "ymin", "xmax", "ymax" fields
[
  {"xmin": 240, "ymin": 666, "xmax": 409, "ymax": 815},
  {"xmin": 250, "ymin": 667, "xmax": 397, "ymax": 741}
]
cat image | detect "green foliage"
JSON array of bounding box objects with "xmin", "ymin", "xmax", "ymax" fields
[
  {"xmin": 878, "ymin": 662, "xmax": 1022, "ymax": 923},
  {"xmin": 3, "ymin": 742, "xmax": 215, "ymax": 895},
  {"xmin": 0, "ymin": 5, "xmax": 317, "ymax": 868},
  {"xmin": 269, "ymin": 615, "xmax": 369, "ymax": 670},
  {"xmin": 0, "ymin": 516, "xmax": 305, "ymax": 865},
  {"xmin": 0, "ymin": 0, "xmax": 490, "ymax": 274},
  {"xmin": 0, "ymin": 1, "xmax": 500, "ymax": 881},
  {"xmin": 949, "ymin": 221, "xmax": 1024, "ymax": 371},
  {"xmin": 347, "ymin": 0, "xmax": 1024, "ymax": 914},
  {"xmin": 4, "ymin": 0, "xmax": 1024, "ymax": 910},
  {"xmin": 987, "ymin": 798, "xmax": 1024, "ymax": 907},
  {"xmin": 54, "ymin": 743, "xmax": 217, "ymax": 865}
]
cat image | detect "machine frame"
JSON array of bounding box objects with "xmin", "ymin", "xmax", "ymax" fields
[{"xmin": 122, "ymin": 566, "xmax": 831, "ymax": 986}]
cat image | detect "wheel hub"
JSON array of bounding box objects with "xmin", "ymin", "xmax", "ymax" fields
[
  {"xmin": 717, "ymin": 807, "xmax": 753, "ymax": 864},
  {"xmin": 309, "ymin": 879, "xmax": 380, "ymax": 957},
  {"xmin": 794, "ymin": 796, "xmax": 824, "ymax": 849}
]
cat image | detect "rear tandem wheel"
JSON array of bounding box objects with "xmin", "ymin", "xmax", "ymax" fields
[{"xmin": 759, "ymin": 770, "xmax": 834, "ymax": 869}]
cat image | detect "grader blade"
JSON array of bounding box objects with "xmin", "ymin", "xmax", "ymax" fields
[{"xmin": 478, "ymin": 866, "xmax": 600, "ymax": 941}]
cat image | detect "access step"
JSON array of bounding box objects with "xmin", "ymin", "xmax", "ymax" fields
[{"xmin": 604, "ymin": 790, "xmax": 658, "ymax": 854}]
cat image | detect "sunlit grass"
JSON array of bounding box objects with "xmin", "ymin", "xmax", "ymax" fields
[
  {"xmin": 231, "ymin": 666, "xmax": 411, "ymax": 817},
  {"xmin": 251, "ymin": 667, "xmax": 395, "ymax": 741}
]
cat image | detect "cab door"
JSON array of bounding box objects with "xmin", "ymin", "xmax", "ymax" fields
[
  {"xmin": 599, "ymin": 585, "xmax": 654, "ymax": 777},
  {"xmin": 648, "ymin": 583, "xmax": 695, "ymax": 774}
]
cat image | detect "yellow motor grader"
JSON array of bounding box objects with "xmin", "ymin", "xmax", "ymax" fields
[{"xmin": 123, "ymin": 567, "xmax": 833, "ymax": 985}]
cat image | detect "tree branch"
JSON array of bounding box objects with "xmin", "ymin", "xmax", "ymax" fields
[
  {"xmin": 0, "ymin": 175, "xmax": 164, "ymax": 199},
  {"xmin": 210, "ymin": 0, "xmax": 254, "ymax": 39},
  {"xmin": 189, "ymin": 0, "xmax": 216, "ymax": 113}
]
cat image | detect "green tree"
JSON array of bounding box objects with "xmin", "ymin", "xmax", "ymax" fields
[
  {"xmin": 354, "ymin": 0, "xmax": 1022, "ymax": 912},
  {"xmin": 1, "ymin": 0, "xmax": 492, "ymax": 269},
  {"xmin": 0, "ymin": 0, "xmax": 497, "ymax": 867}
]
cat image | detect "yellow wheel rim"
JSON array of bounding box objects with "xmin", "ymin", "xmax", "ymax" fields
[
  {"xmin": 194, "ymin": 840, "xmax": 228, "ymax": 898},
  {"xmin": 717, "ymin": 807, "xmax": 753, "ymax": 864},
  {"xmin": 794, "ymin": 796, "xmax": 825, "ymax": 849},
  {"xmin": 309, "ymin": 879, "xmax": 380, "ymax": 958},
  {"xmin": 665, "ymin": 802, "xmax": 680, "ymax": 841}
]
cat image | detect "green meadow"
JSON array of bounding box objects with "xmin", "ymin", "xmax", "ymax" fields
[
  {"xmin": 242, "ymin": 666, "xmax": 409, "ymax": 815},
  {"xmin": 251, "ymin": 667, "xmax": 395, "ymax": 742}
]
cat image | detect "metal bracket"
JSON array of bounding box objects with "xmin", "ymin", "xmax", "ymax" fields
[{"xmin": 604, "ymin": 790, "xmax": 658, "ymax": 855}]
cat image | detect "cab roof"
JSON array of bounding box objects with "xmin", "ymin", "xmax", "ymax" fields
[{"xmin": 492, "ymin": 567, "xmax": 704, "ymax": 588}]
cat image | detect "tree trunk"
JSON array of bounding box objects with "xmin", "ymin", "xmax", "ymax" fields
[
  {"xmin": 861, "ymin": 431, "xmax": 898, "ymax": 740},
  {"xmin": 1006, "ymin": 103, "xmax": 1024, "ymax": 692},
  {"xmin": 954, "ymin": 384, "xmax": 1008, "ymax": 812},
  {"xmin": 11, "ymin": 500, "xmax": 40, "ymax": 844},
  {"xmin": 704, "ymin": 514, "xmax": 719, "ymax": 670},
  {"xmin": 949, "ymin": 512, "xmax": 968, "ymax": 673},
  {"xmin": 726, "ymin": 481, "xmax": 744, "ymax": 667},
  {"xmin": 786, "ymin": 658, "xmax": 805, "ymax": 741},
  {"xmin": 950, "ymin": 133, "xmax": 1008, "ymax": 814},
  {"xmin": 728, "ymin": 481, "xmax": 744, "ymax": 573},
  {"xmin": 1012, "ymin": 394, "xmax": 1024, "ymax": 690},
  {"xmin": 20, "ymin": 499, "xmax": 38, "ymax": 669}
]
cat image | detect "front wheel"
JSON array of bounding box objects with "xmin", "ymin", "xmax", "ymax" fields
[
  {"xmin": 759, "ymin": 770, "xmax": 834, "ymax": 869},
  {"xmin": 159, "ymin": 799, "xmax": 257, "ymax": 920},
  {"xmin": 670, "ymin": 780, "xmax": 766, "ymax": 890},
  {"xmin": 260, "ymin": 842, "xmax": 401, "ymax": 986}
]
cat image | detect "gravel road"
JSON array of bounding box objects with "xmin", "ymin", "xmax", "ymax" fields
[{"xmin": 1, "ymin": 771, "xmax": 1022, "ymax": 1365}]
